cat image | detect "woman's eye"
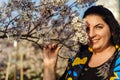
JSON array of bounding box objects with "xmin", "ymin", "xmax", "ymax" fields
[{"xmin": 95, "ymin": 25, "xmax": 103, "ymax": 29}]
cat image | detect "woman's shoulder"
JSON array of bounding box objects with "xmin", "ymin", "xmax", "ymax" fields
[
  {"xmin": 114, "ymin": 50, "xmax": 120, "ymax": 67},
  {"xmin": 68, "ymin": 46, "xmax": 92, "ymax": 67},
  {"xmin": 109, "ymin": 50, "xmax": 120, "ymax": 80}
]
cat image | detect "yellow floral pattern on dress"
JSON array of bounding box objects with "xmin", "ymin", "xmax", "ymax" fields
[
  {"xmin": 110, "ymin": 73, "xmax": 119, "ymax": 80},
  {"xmin": 72, "ymin": 57, "xmax": 87, "ymax": 66},
  {"xmin": 110, "ymin": 72, "xmax": 119, "ymax": 80},
  {"xmin": 67, "ymin": 77, "xmax": 73, "ymax": 80}
]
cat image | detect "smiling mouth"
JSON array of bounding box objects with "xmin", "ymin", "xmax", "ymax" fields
[{"xmin": 90, "ymin": 39, "xmax": 99, "ymax": 44}]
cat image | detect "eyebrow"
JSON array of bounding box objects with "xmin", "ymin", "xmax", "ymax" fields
[
  {"xmin": 94, "ymin": 23, "xmax": 104, "ymax": 27},
  {"xmin": 86, "ymin": 23, "xmax": 103, "ymax": 28}
]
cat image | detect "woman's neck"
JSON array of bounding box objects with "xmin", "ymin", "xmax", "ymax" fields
[
  {"xmin": 88, "ymin": 45, "xmax": 116, "ymax": 67},
  {"xmin": 92, "ymin": 45, "xmax": 116, "ymax": 55}
]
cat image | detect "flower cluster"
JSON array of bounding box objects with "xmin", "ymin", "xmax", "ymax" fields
[
  {"xmin": 36, "ymin": 14, "xmax": 89, "ymax": 58},
  {"xmin": 71, "ymin": 16, "xmax": 88, "ymax": 45}
]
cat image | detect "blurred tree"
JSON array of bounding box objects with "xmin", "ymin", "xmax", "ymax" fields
[
  {"xmin": 0, "ymin": 0, "xmax": 98, "ymax": 80},
  {"xmin": 0, "ymin": 0, "xmax": 97, "ymax": 48}
]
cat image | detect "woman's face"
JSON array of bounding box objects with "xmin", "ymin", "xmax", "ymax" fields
[{"xmin": 85, "ymin": 15, "xmax": 112, "ymax": 52}]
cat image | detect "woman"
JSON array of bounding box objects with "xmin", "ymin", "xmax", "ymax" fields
[{"xmin": 43, "ymin": 5, "xmax": 120, "ymax": 80}]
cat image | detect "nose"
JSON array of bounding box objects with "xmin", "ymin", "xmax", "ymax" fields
[{"xmin": 88, "ymin": 29, "xmax": 95, "ymax": 38}]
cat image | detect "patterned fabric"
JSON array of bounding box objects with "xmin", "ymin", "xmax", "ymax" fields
[
  {"xmin": 59, "ymin": 45, "xmax": 92, "ymax": 80},
  {"xmin": 59, "ymin": 49, "xmax": 120, "ymax": 80},
  {"xmin": 110, "ymin": 51, "xmax": 120, "ymax": 80}
]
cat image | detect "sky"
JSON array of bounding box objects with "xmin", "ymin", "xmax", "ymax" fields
[{"xmin": 0, "ymin": 0, "xmax": 8, "ymax": 7}]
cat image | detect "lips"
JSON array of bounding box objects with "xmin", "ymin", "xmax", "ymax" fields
[{"xmin": 90, "ymin": 39, "xmax": 99, "ymax": 44}]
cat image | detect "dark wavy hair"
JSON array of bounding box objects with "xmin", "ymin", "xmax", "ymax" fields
[{"xmin": 83, "ymin": 5, "xmax": 120, "ymax": 47}]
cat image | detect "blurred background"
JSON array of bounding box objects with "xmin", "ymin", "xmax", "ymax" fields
[{"xmin": 0, "ymin": 0, "xmax": 119, "ymax": 80}]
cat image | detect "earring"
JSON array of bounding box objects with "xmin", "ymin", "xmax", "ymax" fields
[
  {"xmin": 115, "ymin": 44, "xmax": 120, "ymax": 51},
  {"xmin": 115, "ymin": 45, "xmax": 119, "ymax": 49},
  {"xmin": 88, "ymin": 47, "xmax": 93, "ymax": 52}
]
